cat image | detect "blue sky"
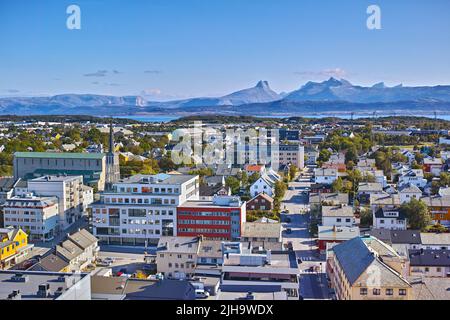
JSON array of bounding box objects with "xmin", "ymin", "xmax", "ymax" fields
[{"xmin": 1, "ymin": 0, "xmax": 449, "ymax": 99}]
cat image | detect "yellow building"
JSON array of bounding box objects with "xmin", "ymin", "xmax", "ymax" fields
[
  {"xmin": 0, "ymin": 227, "xmax": 29, "ymax": 269},
  {"xmin": 326, "ymin": 235, "xmax": 412, "ymax": 300}
]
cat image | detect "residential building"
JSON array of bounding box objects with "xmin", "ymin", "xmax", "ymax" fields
[
  {"xmin": 423, "ymin": 158, "xmax": 443, "ymax": 176},
  {"xmin": 398, "ymin": 169, "xmax": 427, "ymax": 188},
  {"xmin": 276, "ymin": 144, "xmax": 304, "ymax": 170},
  {"xmin": 3, "ymin": 194, "xmax": 59, "ymax": 241},
  {"xmin": 156, "ymin": 236, "xmax": 200, "ymax": 279},
  {"xmin": 357, "ymin": 182, "xmax": 384, "ymax": 204},
  {"xmin": 420, "ymin": 233, "xmax": 450, "ymax": 250},
  {"xmin": 240, "ymin": 221, "xmax": 282, "ymax": 245},
  {"xmin": 0, "ymin": 227, "xmax": 31, "ymax": 269},
  {"xmin": 177, "ymin": 196, "xmax": 246, "ymax": 241},
  {"xmin": 314, "ymin": 168, "xmax": 338, "ymax": 185},
  {"xmin": 91, "ymin": 173, "xmax": 199, "ymax": 246},
  {"xmin": 398, "ymin": 183, "xmax": 422, "ymax": 203},
  {"xmin": 373, "ymin": 207, "xmax": 407, "ymax": 230},
  {"xmin": 408, "ymin": 249, "xmax": 450, "ymax": 277},
  {"xmin": 321, "ymin": 205, "xmax": 356, "ymax": 228},
  {"xmin": 326, "ymin": 236, "xmax": 411, "ymax": 300},
  {"xmin": 309, "ymin": 193, "xmax": 349, "ymax": 214},
  {"xmin": 246, "ymin": 193, "xmax": 274, "ymax": 212},
  {"xmin": 420, "ymin": 195, "xmax": 450, "ymax": 226},
  {"xmin": 27, "ymin": 175, "xmax": 90, "ymax": 229}
]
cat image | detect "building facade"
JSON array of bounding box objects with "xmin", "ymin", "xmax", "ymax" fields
[{"xmin": 91, "ymin": 173, "xmax": 199, "ymax": 246}]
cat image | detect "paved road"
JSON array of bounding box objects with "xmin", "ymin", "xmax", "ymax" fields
[{"xmin": 281, "ymin": 173, "xmax": 330, "ymax": 300}]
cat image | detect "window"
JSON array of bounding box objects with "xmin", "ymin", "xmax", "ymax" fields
[
  {"xmin": 386, "ymin": 289, "xmax": 393, "ymax": 296},
  {"xmin": 360, "ymin": 288, "xmax": 367, "ymax": 295},
  {"xmin": 399, "ymin": 289, "xmax": 407, "ymax": 296},
  {"xmin": 373, "ymin": 289, "xmax": 381, "ymax": 296}
]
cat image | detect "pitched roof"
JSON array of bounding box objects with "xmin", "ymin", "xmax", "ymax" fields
[
  {"xmin": 409, "ymin": 249, "xmax": 450, "ymax": 267},
  {"xmin": 332, "ymin": 237, "xmax": 375, "ymax": 285},
  {"xmin": 420, "ymin": 233, "xmax": 450, "ymax": 246},
  {"xmin": 14, "ymin": 151, "xmax": 105, "ymax": 160}
]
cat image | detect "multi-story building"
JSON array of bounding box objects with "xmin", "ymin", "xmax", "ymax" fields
[
  {"xmin": 3, "ymin": 194, "xmax": 59, "ymax": 241},
  {"xmin": 177, "ymin": 196, "xmax": 246, "ymax": 241},
  {"xmin": 156, "ymin": 236, "xmax": 200, "ymax": 279},
  {"xmin": 0, "ymin": 227, "xmax": 30, "ymax": 269},
  {"xmin": 221, "ymin": 242, "xmax": 300, "ymax": 299},
  {"xmin": 326, "ymin": 236, "xmax": 411, "ymax": 300},
  {"xmin": 0, "ymin": 270, "xmax": 91, "ymax": 300},
  {"xmin": 409, "ymin": 249, "xmax": 450, "ymax": 277},
  {"xmin": 91, "ymin": 173, "xmax": 199, "ymax": 246},
  {"xmin": 27, "ymin": 175, "xmax": 91, "ymax": 230},
  {"xmin": 276, "ymin": 144, "xmax": 305, "ymax": 170}
]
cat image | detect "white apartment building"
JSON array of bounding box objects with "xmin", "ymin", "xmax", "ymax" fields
[
  {"xmin": 27, "ymin": 175, "xmax": 90, "ymax": 230},
  {"xmin": 91, "ymin": 173, "xmax": 199, "ymax": 246},
  {"xmin": 2, "ymin": 194, "xmax": 59, "ymax": 241}
]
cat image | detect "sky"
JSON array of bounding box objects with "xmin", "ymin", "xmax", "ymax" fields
[{"xmin": 0, "ymin": 0, "xmax": 450, "ymax": 99}]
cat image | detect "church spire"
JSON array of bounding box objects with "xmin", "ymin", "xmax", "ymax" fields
[{"xmin": 109, "ymin": 119, "xmax": 114, "ymax": 154}]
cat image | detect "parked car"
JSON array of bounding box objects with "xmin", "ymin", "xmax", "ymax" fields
[{"xmin": 195, "ymin": 289, "xmax": 210, "ymax": 299}]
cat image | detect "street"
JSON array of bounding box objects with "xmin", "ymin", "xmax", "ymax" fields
[{"xmin": 281, "ymin": 171, "xmax": 330, "ymax": 300}]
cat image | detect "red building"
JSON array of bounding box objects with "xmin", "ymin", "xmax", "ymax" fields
[{"xmin": 177, "ymin": 196, "xmax": 246, "ymax": 241}]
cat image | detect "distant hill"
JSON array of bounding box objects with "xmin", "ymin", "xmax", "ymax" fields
[{"xmin": 1, "ymin": 78, "xmax": 450, "ymax": 116}]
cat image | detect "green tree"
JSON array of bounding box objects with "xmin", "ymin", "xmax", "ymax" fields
[
  {"xmin": 225, "ymin": 176, "xmax": 241, "ymax": 195},
  {"xmin": 400, "ymin": 198, "xmax": 431, "ymax": 230}
]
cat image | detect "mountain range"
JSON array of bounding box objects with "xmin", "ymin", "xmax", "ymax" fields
[{"xmin": 1, "ymin": 78, "xmax": 450, "ymax": 116}]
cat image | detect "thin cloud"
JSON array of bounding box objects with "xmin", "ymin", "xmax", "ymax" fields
[
  {"xmin": 294, "ymin": 68, "xmax": 348, "ymax": 79},
  {"xmin": 83, "ymin": 70, "xmax": 108, "ymax": 77},
  {"xmin": 144, "ymin": 70, "xmax": 162, "ymax": 74},
  {"xmin": 7, "ymin": 89, "xmax": 20, "ymax": 93},
  {"xmin": 112, "ymin": 70, "xmax": 122, "ymax": 74}
]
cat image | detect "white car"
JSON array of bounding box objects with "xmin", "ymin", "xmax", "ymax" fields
[{"xmin": 195, "ymin": 289, "xmax": 210, "ymax": 299}]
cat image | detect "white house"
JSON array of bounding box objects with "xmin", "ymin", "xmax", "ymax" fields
[
  {"xmin": 250, "ymin": 176, "xmax": 275, "ymax": 198},
  {"xmin": 314, "ymin": 168, "xmax": 338, "ymax": 185},
  {"xmin": 398, "ymin": 169, "xmax": 427, "ymax": 189},
  {"xmin": 321, "ymin": 205, "xmax": 356, "ymax": 228},
  {"xmin": 373, "ymin": 207, "xmax": 407, "ymax": 230},
  {"xmin": 398, "ymin": 184, "xmax": 422, "ymax": 204}
]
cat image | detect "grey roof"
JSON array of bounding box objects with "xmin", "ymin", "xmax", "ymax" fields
[
  {"xmin": 318, "ymin": 226, "xmax": 360, "ymax": 241},
  {"xmin": 0, "ymin": 177, "xmax": 16, "ymax": 192},
  {"xmin": 332, "ymin": 236, "xmax": 410, "ymax": 287},
  {"xmin": 398, "ymin": 183, "xmax": 422, "ymax": 194},
  {"xmin": 409, "ymin": 249, "xmax": 450, "ymax": 267},
  {"xmin": 120, "ymin": 173, "xmax": 197, "ymax": 185},
  {"xmin": 309, "ymin": 193, "xmax": 349, "ymax": 205},
  {"xmin": 123, "ymin": 279, "xmax": 195, "ymax": 300},
  {"xmin": 420, "ymin": 233, "xmax": 450, "ymax": 246},
  {"xmin": 391, "ymin": 230, "xmax": 422, "ymax": 244},
  {"xmin": 0, "ymin": 270, "xmax": 89, "ymax": 300},
  {"xmin": 156, "ymin": 236, "xmax": 200, "ymax": 254},
  {"xmin": 197, "ymin": 240, "xmax": 223, "ymax": 259},
  {"xmin": 358, "ymin": 182, "xmax": 383, "ymax": 193},
  {"xmin": 410, "ymin": 277, "xmax": 450, "ymax": 300},
  {"xmin": 241, "ymin": 222, "xmax": 282, "ymax": 239},
  {"xmin": 322, "ymin": 205, "xmax": 354, "ymax": 217},
  {"xmin": 28, "ymin": 254, "xmax": 69, "ymax": 272},
  {"xmin": 67, "ymin": 229, "xmax": 98, "ymax": 250}
]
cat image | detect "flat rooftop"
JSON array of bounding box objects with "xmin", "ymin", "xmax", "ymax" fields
[
  {"xmin": 14, "ymin": 152, "xmax": 105, "ymax": 160},
  {"xmin": 0, "ymin": 270, "xmax": 89, "ymax": 300},
  {"xmin": 119, "ymin": 173, "xmax": 196, "ymax": 185},
  {"xmin": 178, "ymin": 200, "xmax": 243, "ymax": 209}
]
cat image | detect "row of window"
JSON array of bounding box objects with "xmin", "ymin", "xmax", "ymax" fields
[
  {"xmin": 360, "ymin": 288, "xmax": 407, "ymax": 296},
  {"xmin": 116, "ymin": 186, "xmax": 180, "ymax": 194},
  {"xmin": 178, "ymin": 228, "xmax": 229, "ymax": 234},
  {"xmin": 105, "ymin": 197, "xmax": 177, "ymax": 205},
  {"xmin": 178, "ymin": 219, "xmax": 231, "ymax": 225}
]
